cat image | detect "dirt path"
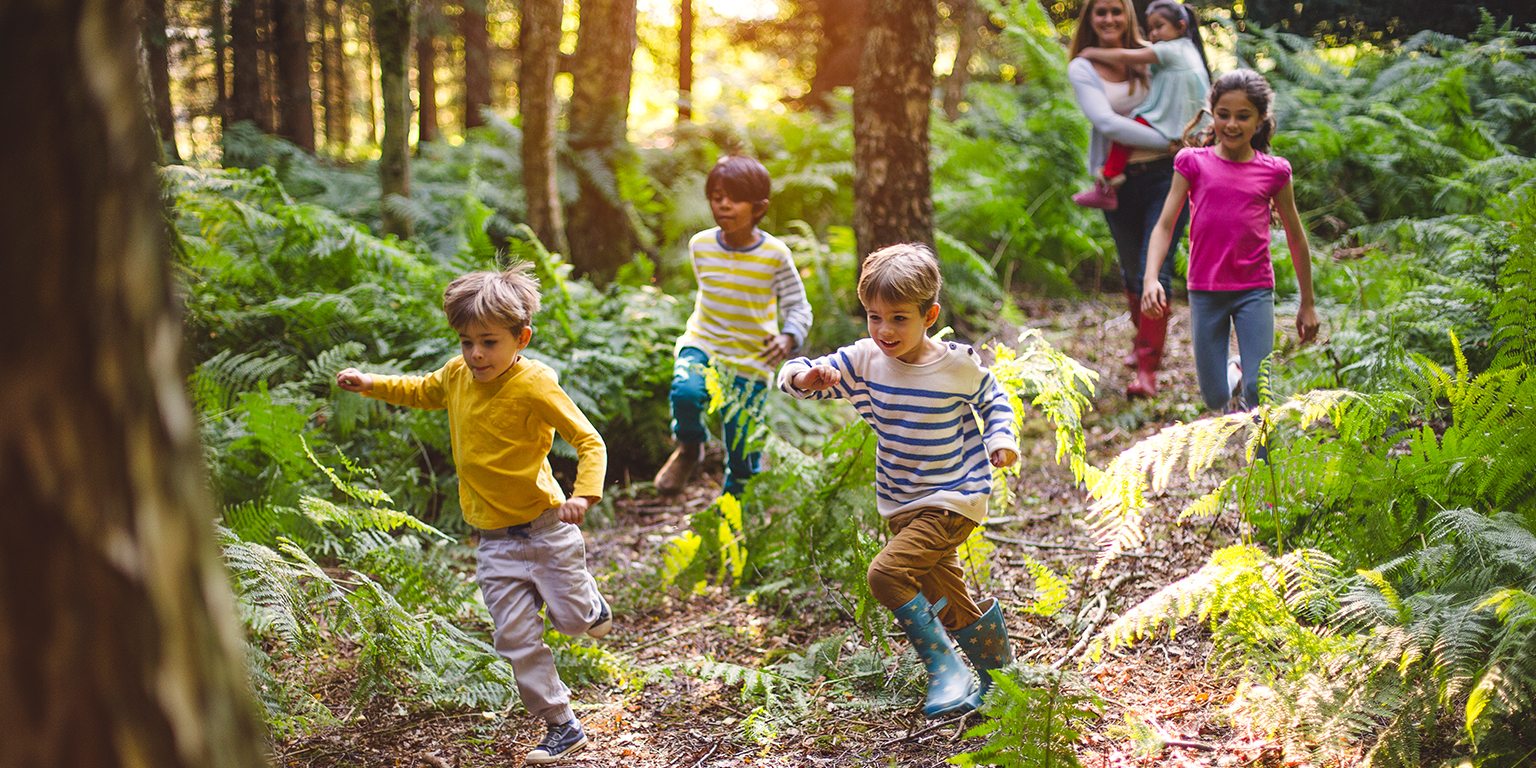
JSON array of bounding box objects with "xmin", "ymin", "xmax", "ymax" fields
[{"xmin": 275, "ymin": 298, "xmax": 1293, "ymax": 768}]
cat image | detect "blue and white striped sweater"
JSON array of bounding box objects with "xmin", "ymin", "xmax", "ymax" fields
[{"xmin": 778, "ymin": 337, "xmax": 1020, "ymax": 523}]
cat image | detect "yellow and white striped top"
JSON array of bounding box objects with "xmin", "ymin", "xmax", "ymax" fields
[{"xmin": 676, "ymin": 228, "xmax": 813, "ymax": 379}]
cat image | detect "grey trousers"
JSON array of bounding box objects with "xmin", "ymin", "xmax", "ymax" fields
[
  {"xmin": 475, "ymin": 508, "xmax": 606, "ymax": 724},
  {"xmin": 1188, "ymin": 288, "xmax": 1274, "ymax": 412}
]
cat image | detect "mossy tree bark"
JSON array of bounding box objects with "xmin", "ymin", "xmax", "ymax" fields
[
  {"xmin": 852, "ymin": 0, "xmax": 936, "ymax": 267},
  {"xmin": 0, "ymin": 1, "xmax": 270, "ymax": 765},
  {"xmin": 520, "ymin": 0, "xmax": 569, "ymax": 256},
  {"xmin": 567, "ymin": 0, "xmax": 639, "ymax": 282},
  {"xmin": 460, "ymin": 0, "xmax": 491, "ymax": 130},
  {"xmin": 372, "ymin": 0, "xmax": 415, "ymax": 238}
]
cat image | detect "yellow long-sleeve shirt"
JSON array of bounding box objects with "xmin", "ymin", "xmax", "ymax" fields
[{"xmin": 365, "ymin": 355, "xmax": 606, "ymax": 529}]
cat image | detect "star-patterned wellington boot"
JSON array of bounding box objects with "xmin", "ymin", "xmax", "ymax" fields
[
  {"xmin": 954, "ymin": 596, "xmax": 1015, "ymax": 699},
  {"xmin": 892, "ymin": 594, "xmax": 983, "ymax": 718}
]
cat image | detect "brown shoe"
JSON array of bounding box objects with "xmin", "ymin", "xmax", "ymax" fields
[{"xmin": 654, "ymin": 443, "xmax": 703, "ymax": 495}]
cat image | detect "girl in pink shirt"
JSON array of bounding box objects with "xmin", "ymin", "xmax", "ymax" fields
[{"xmin": 1141, "ymin": 69, "xmax": 1320, "ymax": 412}]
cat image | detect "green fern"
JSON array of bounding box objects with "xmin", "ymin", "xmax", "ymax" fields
[{"xmin": 949, "ymin": 664, "xmax": 1100, "ymax": 768}]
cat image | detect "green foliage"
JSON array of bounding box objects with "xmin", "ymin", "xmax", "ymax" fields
[{"xmin": 949, "ymin": 665, "xmax": 1101, "ymax": 768}]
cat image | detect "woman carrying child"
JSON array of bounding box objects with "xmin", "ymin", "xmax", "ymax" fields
[{"xmin": 1068, "ymin": 0, "xmax": 1211, "ymax": 398}]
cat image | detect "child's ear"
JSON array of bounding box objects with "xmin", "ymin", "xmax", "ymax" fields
[
  {"xmin": 519, "ymin": 326, "xmax": 533, "ymax": 346},
  {"xmin": 753, "ymin": 199, "xmax": 769, "ymax": 217},
  {"xmin": 923, "ymin": 303, "xmax": 942, "ymax": 327}
]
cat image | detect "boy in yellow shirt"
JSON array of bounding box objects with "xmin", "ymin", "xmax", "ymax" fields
[{"xmin": 336, "ymin": 264, "xmax": 608, "ymax": 765}]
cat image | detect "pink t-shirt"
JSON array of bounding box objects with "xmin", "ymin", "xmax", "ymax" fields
[{"xmin": 1174, "ymin": 147, "xmax": 1293, "ymax": 291}]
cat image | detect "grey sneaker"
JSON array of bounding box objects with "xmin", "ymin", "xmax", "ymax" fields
[
  {"xmin": 525, "ymin": 719, "xmax": 587, "ymax": 764},
  {"xmin": 587, "ymin": 596, "xmax": 612, "ymax": 639}
]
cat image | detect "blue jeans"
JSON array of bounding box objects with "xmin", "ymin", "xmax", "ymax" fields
[
  {"xmin": 1188, "ymin": 289, "xmax": 1274, "ymax": 412},
  {"xmin": 1104, "ymin": 160, "xmax": 1187, "ymax": 296},
  {"xmin": 669, "ymin": 346, "xmax": 767, "ymax": 496}
]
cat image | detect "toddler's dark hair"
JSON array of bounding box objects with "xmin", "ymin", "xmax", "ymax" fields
[
  {"xmin": 705, "ymin": 155, "xmax": 772, "ymax": 223},
  {"xmin": 1145, "ymin": 0, "xmax": 1209, "ymax": 75}
]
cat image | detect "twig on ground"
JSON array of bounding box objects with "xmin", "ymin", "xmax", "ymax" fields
[
  {"xmin": 687, "ymin": 742, "xmax": 720, "ymax": 768},
  {"xmin": 416, "ymin": 753, "xmax": 452, "ymax": 768},
  {"xmin": 877, "ymin": 710, "xmax": 973, "ymax": 748}
]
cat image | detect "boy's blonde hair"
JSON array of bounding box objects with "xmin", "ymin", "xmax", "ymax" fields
[
  {"xmin": 858, "ymin": 243, "xmax": 942, "ymax": 313},
  {"xmin": 442, "ymin": 263, "xmax": 542, "ymax": 333}
]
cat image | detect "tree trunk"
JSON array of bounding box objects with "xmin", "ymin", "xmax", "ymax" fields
[
  {"xmin": 806, "ymin": 0, "xmax": 868, "ymax": 111},
  {"xmin": 942, "ymin": 0, "xmax": 982, "ymax": 120},
  {"xmin": 230, "ymin": 0, "xmax": 262, "ymax": 128},
  {"xmin": 373, "ymin": 0, "xmax": 414, "ymax": 238},
  {"xmin": 460, "ymin": 0, "xmax": 491, "ymax": 130},
  {"xmin": 257, "ymin": 0, "xmax": 278, "ymax": 132},
  {"xmin": 567, "ymin": 0, "xmax": 638, "ymax": 283},
  {"xmin": 417, "ymin": 0, "xmax": 439, "ymax": 147},
  {"xmin": 213, "ymin": 0, "xmax": 229, "ymax": 129},
  {"xmin": 272, "ymin": 0, "xmax": 317, "ymax": 151},
  {"xmin": 520, "ymin": 0, "xmax": 569, "ymax": 255},
  {"xmin": 318, "ymin": 0, "xmax": 338, "ymax": 145},
  {"xmin": 141, "ymin": 0, "xmax": 182, "ymax": 162},
  {"xmin": 0, "ymin": 3, "xmax": 270, "ymax": 766},
  {"xmin": 335, "ymin": 0, "xmax": 354, "ymax": 145},
  {"xmin": 363, "ymin": 4, "xmax": 380, "ymax": 145},
  {"xmin": 678, "ymin": 0, "xmax": 692, "ymax": 122},
  {"xmin": 852, "ymin": 0, "xmax": 935, "ymax": 263}
]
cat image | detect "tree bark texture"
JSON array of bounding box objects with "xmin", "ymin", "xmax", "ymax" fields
[
  {"xmin": 318, "ymin": 0, "xmax": 339, "ymax": 144},
  {"xmin": 272, "ymin": 0, "xmax": 317, "ymax": 151},
  {"xmin": 806, "ymin": 0, "xmax": 867, "ymax": 110},
  {"xmin": 213, "ymin": 0, "xmax": 229, "ymax": 128},
  {"xmin": 942, "ymin": 0, "xmax": 982, "ymax": 120},
  {"xmin": 372, "ymin": 0, "xmax": 414, "ymax": 238},
  {"xmin": 417, "ymin": 0, "xmax": 439, "ymax": 146},
  {"xmin": 567, "ymin": 0, "xmax": 638, "ymax": 282},
  {"xmin": 0, "ymin": 2, "xmax": 270, "ymax": 766},
  {"xmin": 141, "ymin": 0, "xmax": 182, "ymax": 162},
  {"xmin": 678, "ymin": 0, "xmax": 692, "ymax": 122},
  {"xmin": 460, "ymin": 0, "xmax": 491, "ymax": 129},
  {"xmin": 229, "ymin": 0, "xmax": 262, "ymax": 127},
  {"xmin": 853, "ymin": 0, "xmax": 936, "ymax": 264},
  {"xmin": 519, "ymin": 0, "xmax": 569, "ymax": 255}
]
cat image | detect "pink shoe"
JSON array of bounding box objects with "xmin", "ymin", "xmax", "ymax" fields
[{"xmin": 1072, "ymin": 182, "xmax": 1119, "ymax": 211}]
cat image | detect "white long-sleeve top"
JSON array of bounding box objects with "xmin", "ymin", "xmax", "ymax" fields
[
  {"xmin": 778, "ymin": 338, "xmax": 1019, "ymax": 524},
  {"xmin": 676, "ymin": 228, "xmax": 813, "ymax": 379}
]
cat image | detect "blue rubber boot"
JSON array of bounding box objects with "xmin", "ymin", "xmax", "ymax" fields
[
  {"xmin": 954, "ymin": 597, "xmax": 1014, "ymax": 698},
  {"xmin": 892, "ymin": 594, "xmax": 982, "ymax": 718}
]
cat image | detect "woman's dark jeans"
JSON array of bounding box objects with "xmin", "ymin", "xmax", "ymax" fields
[{"xmin": 1104, "ymin": 159, "xmax": 1188, "ymax": 296}]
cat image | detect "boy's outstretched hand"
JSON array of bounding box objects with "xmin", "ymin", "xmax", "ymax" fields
[
  {"xmin": 792, "ymin": 365, "xmax": 841, "ymax": 392},
  {"xmin": 990, "ymin": 448, "xmax": 1018, "ymax": 468},
  {"xmin": 336, "ymin": 368, "xmax": 373, "ymax": 392},
  {"xmin": 759, "ymin": 334, "xmax": 796, "ymax": 367},
  {"xmin": 558, "ymin": 496, "xmax": 594, "ymax": 525}
]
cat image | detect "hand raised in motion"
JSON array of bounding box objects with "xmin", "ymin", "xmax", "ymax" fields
[
  {"xmin": 335, "ymin": 368, "xmax": 373, "ymax": 393},
  {"xmin": 792, "ymin": 365, "xmax": 841, "ymax": 392}
]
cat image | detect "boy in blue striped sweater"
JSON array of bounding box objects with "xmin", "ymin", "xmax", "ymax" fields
[{"xmin": 778, "ymin": 242, "xmax": 1018, "ymax": 718}]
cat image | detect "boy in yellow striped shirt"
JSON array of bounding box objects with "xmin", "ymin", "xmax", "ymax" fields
[
  {"xmin": 336, "ymin": 264, "xmax": 608, "ymax": 764},
  {"xmin": 654, "ymin": 155, "xmax": 813, "ymax": 497}
]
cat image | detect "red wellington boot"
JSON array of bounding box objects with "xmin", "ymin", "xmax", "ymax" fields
[
  {"xmin": 1122, "ymin": 292, "xmax": 1142, "ymax": 368},
  {"xmin": 1126, "ymin": 307, "xmax": 1168, "ymax": 399}
]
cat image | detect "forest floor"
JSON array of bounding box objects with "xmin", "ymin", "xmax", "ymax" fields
[{"xmin": 274, "ymin": 297, "xmax": 1308, "ymax": 768}]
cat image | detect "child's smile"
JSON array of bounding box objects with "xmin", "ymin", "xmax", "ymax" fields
[
  {"xmin": 865, "ymin": 297, "xmax": 942, "ymax": 364},
  {"xmin": 1212, "ymin": 90, "xmax": 1261, "ymax": 160}
]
